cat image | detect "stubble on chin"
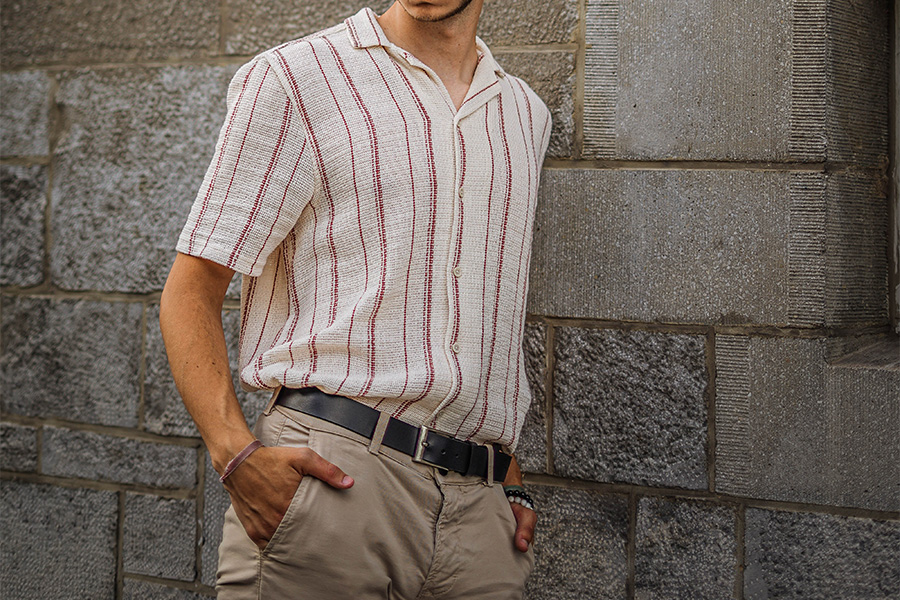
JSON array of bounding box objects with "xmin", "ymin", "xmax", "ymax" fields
[{"xmin": 400, "ymin": 0, "xmax": 476, "ymax": 22}]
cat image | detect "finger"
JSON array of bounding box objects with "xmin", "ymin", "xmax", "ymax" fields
[
  {"xmin": 511, "ymin": 504, "xmax": 536, "ymax": 553},
  {"xmin": 294, "ymin": 448, "xmax": 354, "ymax": 489}
]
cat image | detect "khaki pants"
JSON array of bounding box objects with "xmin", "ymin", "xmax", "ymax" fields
[{"xmin": 216, "ymin": 404, "xmax": 535, "ymax": 599}]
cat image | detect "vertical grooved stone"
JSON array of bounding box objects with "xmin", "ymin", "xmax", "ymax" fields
[
  {"xmin": 525, "ymin": 486, "xmax": 628, "ymax": 599},
  {"xmin": 51, "ymin": 65, "xmax": 236, "ymax": 293},
  {"xmin": 124, "ymin": 493, "xmax": 195, "ymax": 581},
  {"xmin": 553, "ymin": 327, "xmax": 708, "ymax": 489},
  {"xmin": 494, "ymin": 52, "xmax": 575, "ymax": 158},
  {"xmin": 789, "ymin": 0, "xmax": 827, "ymax": 160},
  {"xmin": 516, "ymin": 322, "xmax": 547, "ymax": 473},
  {"xmin": 713, "ymin": 335, "xmax": 751, "ymax": 497},
  {"xmin": 1, "ymin": 481, "xmax": 118, "ymax": 599},
  {"xmin": 42, "ymin": 426, "xmax": 196, "ymax": 489},
  {"xmin": 1, "ymin": 164, "xmax": 47, "ymax": 287},
  {"xmin": 635, "ymin": 497, "xmax": 737, "ymax": 599},
  {"xmin": 0, "ymin": 296, "xmax": 141, "ymax": 426},
  {"xmin": 583, "ymin": 0, "xmax": 617, "ymax": 158},
  {"xmin": 0, "ymin": 422, "xmax": 38, "ymax": 472},
  {"xmin": 144, "ymin": 305, "xmax": 268, "ymax": 437},
  {"xmin": 745, "ymin": 508, "xmax": 900, "ymax": 599},
  {"xmin": 0, "ymin": 71, "xmax": 50, "ymax": 157},
  {"xmin": 787, "ymin": 173, "xmax": 826, "ymax": 325},
  {"xmin": 0, "ymin": 0, "xmax": 219, "ymax": 68}
]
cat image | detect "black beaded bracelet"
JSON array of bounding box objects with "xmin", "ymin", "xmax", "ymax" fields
[{"xmin": 504, "ymin": 486, "xmax": 535, "ymax": 511}]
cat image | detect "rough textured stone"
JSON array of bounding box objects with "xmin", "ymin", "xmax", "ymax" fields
[
  {"xmin": 0, "ymin": 0, "xmax": 218, "ymax": 68},
  {"xmin": 224, "ymin": 0, "xmax": 392, "ymax": 55},
  {"xmin": 0, "ymin": 422, "xmax": 38, "ymax": 472},
  {"xmin": 124, "ymin": 493, "xmax": 195, "ymax": 580},
  {"xmin": 635, "ymin": 497, "xmax": 736, "ymax": 600},
  {"xmin": 0, "ymin": 71, "xmax": 49, "ymax": 156},
  {"xmin": 123, "ymin": 579, "xmax": 208, "ymax": 600},
  {"xmin": 42, "ymin": 426, "xmax": 196, "ymax": 489},
  {"xmin": 494, "ymin": 51, "xmax": 575, "ymax": 158},
  {"xmin": 553, "ymin": 327, "xmax": 707, "ymax": 489},
  {"xmin": 744, "ymin": 508, "xmax": 900, "ymax": 600},
  {"xmin": 524, "ymin": 486, "xmax": 628, "ymax": 600},
  {"xmin": 1, "ymin": 164, "xmax": 46, "ymax": 287},
  {"xmin": 478, "ymin": 0, "xmax": 579, "ymax": 46},
  {"xmin": 0, "ymin": 296, "xmax": 141, "ymax": 427},
  {"xmin": 585, "ymin": 0, "xmax": 791, "ymax": 160},
  {"xmin": 144, "ymin": 305, "xmax": 270, "ymax": 437},
  {"xmin": 715, "ymin": 336, "xmax": 900, "ymax": 511},
  {"xmin": 51, "ymin": 65, "xmax": 236, "ymax": 293},
  {"xmin": 1, "ymin": 481, "xmax": 117, "ymax": 599},
  {"xmin": 202, "ymin": 452, "xmax": 230, "ymax": 587},
  {"xmin": 516, "ymin": 321, "xmax": 547, "ymax": 474}
]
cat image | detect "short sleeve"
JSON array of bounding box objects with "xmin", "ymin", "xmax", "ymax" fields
[{"xmin": 177, "ymin": 55, "xmax": 314, "ymax": 276}]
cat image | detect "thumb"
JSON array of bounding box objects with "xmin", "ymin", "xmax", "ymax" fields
[{"xmin": 293, "ymin": 447, "xmax": 354, "ymax": 489}]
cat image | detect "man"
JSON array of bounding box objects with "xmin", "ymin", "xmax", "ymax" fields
[{"xmin": 160, "ymin": 0, "xmax": 550, "ymax": 597}]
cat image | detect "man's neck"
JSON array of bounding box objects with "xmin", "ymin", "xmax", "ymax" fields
[{"xmin": 376, "ymin": 0, "xmax": 484, "ymax": 107}]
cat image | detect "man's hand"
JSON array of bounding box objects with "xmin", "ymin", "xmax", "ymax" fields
[
  {"xmin": 502, "ymin": 455, "xmax": 536, "ymax": 553},
  {"xmin": 223, "ymin": 445, "xmax": 354, "ymax": 551}
]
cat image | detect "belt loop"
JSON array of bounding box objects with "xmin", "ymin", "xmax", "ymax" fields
[
  {"xmin": 368, "ymin": 411, "xmax": 391, "ymax": 455},
  {"xmin": 484, "ymin": 444, "xmax": 495, "ymax": 487},
  {"xmin": 263, "ymin": 386, "xmax": 282, "ymax": 416}
]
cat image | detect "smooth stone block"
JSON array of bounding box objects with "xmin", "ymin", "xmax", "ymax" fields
[
  {"xmin": 0, "ymin": 0, "xmax": 219, "ymax": 68},
  {"xmin": 1, "ymin": 481, "xmax": 117, "ymax": 599},
  {"xmin": 715, "ymin": 335, "xmax": 900, "ymax": 511},
  {"xmin": 0, "ymin": 71, "xmax": 50, "ymax": 156},
  {"xmin": 553, "ymin": 326, "xmax": 707, "ymax": 489},
  {"xmin": 42, "ymin": 426, "xmax": 196, "ymax": 489},
  {"xmin": 51, "ymin": 65, "xmax": 236, "ymax": 293},
  {"xmin": 744, "ymin": 507, "xmax": 900, "ymax": 600},
  {"xmin": 525, "ymin": 486, "xmax": 628, "ymax": 599},
  {"xmin": 1, "ymin": 164, "xmax": 46, "ymax": 287},
  {"xmin": 124, "ymin": 493, "xmax": 196, "ymax": 580},
  {"xmin": 0, "ymin": 422, "xmax": 38, "ymax": 472},
  {"xmin": 0, "ymin": 296, "xmax": 141, "ymax": 427},
  {"xmin": 635, "ymin": 497, "xmax": 737, "ymax": 600}
]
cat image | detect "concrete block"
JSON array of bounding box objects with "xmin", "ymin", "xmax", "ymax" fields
[
  {"xmin": 494, "ymin": 51, "xmax": 575, "ymax": 158},
  {"xmin": 525, "ymin": 486, "xmax": 628, "ymax": 600},
  {"xmin": 223, "ymin": 0, "xmax": 392, "ymax": 55},
  {"xmin": 42, "ymin": 426, "xmax": 196, "ymax": 489},
  {"xmin": 51, "ymin": 65, "xmax": 236, "ymax": 293},
  {"xmin": 744, "ymin": 507, "xmax": 900, "ymax": 600},
  {"xmin": 516, "ymin": 321, "xmax": 547, "ymax": 473},
  {"xmin": 0, "ymin": 0, "xmax": 218, "ymax": 68},
  {"xmin": 124, "ymin": 493, "xmax": 195, "ymax": 580},
  {"xmin": 715, "ymin": 335, "xmax": 899, "ymax": 511},
  {"xmin": 144, "ymin": 305, "xmax": 270, "ymax": 437},
  {"xmin": 479, "ymin": 0, "xmax": 578, "ymax": 46},
  {"xmin": 528, "ymin": 169, "xmax": 888, "ymax": 327},
  {"xmin": 0, "ymin": 71, "xmax": 49, "ymax": 156},
  {"xmin": 123, "ymin": 579, "xmax": 208, "ymax": 600},
  {"xmin": 635, "ymin": 497, "xmax": 736, "ymax": 600},
  {"xmin": 1, "ymin": 480, "xmax": 117, "ymax": 599},
  {"xmin": 202, "ymin": 452, "xmax": 230, "ymax": 587},
  {"xmin": 0, "ymin": 296, "xmax": 141, "ymax": 427},
  {"xmin": 552, "ymin": 327, "xmax": 707, "ymax": 489},
  {"xmin": 0, "ymin": 422, "xmax": 38, "ymax": 472},
  {"xmin": 1, "ymin": 164, "xmax": 46, "ymax": 287}
]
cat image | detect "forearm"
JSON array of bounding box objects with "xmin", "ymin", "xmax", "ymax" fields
[
  {"xmin": 159, "ymin": 254, "xmax": 254, "ymax": 474},
  {"xmin": 503, "ymin": 453, "xmax": 524, "ymax": 487}
]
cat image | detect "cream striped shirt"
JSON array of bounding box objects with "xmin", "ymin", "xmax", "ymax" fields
[{"xmin": 177, "ymin": 7, "xmax": 551, "ymax": 449}]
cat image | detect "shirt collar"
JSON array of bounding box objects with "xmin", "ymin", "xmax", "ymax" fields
[{"xmin": 345, "ymin": 7, "xmax": 506, "ymax": 78}]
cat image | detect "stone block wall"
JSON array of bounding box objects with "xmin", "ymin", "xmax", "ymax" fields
[{"xmin": 2, "ymin": 1, "xmax": 898, "ymax": 598}]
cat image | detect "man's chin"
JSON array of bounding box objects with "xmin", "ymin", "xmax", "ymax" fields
[{"xmin": 400, "ymin": 0, "xmax": 476, "ymax": 22}]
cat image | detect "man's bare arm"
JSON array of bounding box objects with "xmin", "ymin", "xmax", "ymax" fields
[{"xmin": 159, "ymin": 252, "xmax": 353, "ymax": 550}]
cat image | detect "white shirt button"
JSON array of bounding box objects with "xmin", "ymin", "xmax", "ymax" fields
[
  {"xmin": 452, "ymin": 266, "xmax": 462, "ymax": 277},
  {"xmin": 451, "ymin": 343, "xmax": 460, "ymax": 354},
  {"xmin": 458, "ymin": 187, "xmax": 465, "ymax": 198}
]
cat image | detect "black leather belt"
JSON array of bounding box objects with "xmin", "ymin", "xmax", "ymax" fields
[{"xmin": 274, "ymin": 387, "xmax": 512, "ymax": 482}]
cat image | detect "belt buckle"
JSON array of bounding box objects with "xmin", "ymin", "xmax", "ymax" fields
[{"xmin": 412, "ymin": 425, "xmax": 444, "ymax": 469}]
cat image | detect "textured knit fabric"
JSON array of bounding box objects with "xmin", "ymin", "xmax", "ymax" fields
[{"xmin": 177, "ymin": 7, "xmax": 551, "ymax": 449}]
